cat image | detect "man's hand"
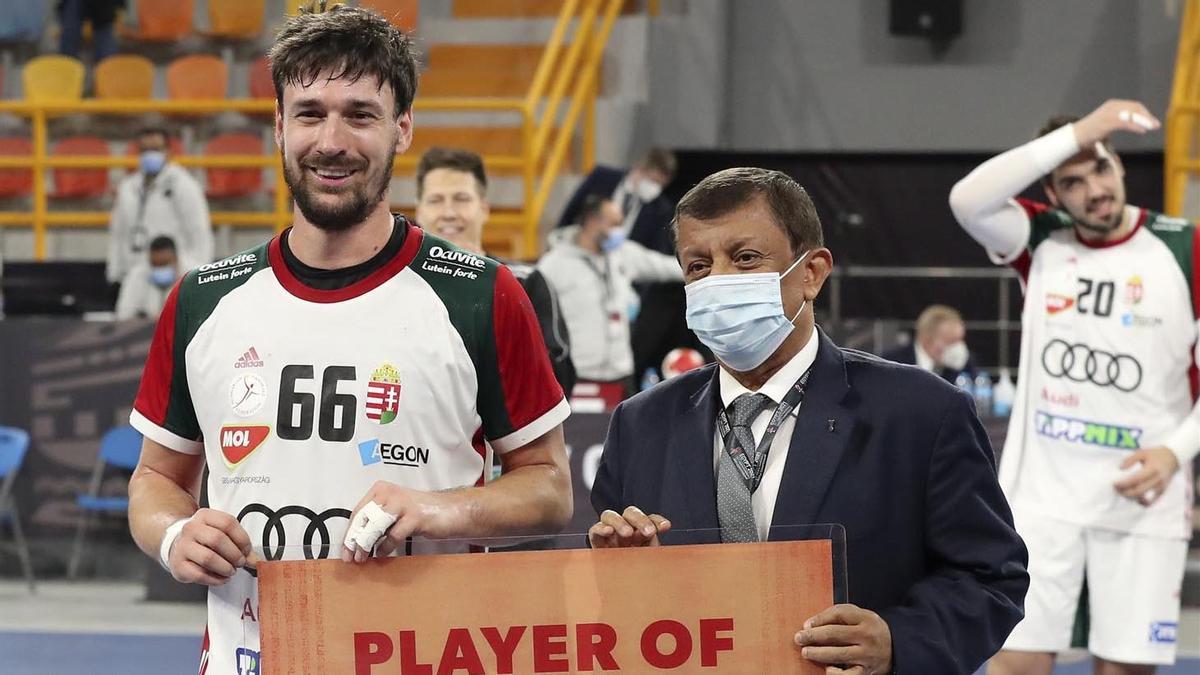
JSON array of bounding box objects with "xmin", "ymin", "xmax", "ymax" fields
[
  {"xmin": 794, "ymin": 604, "xmax": 893, "ymax": 675},
  {"xmin": 167, "ymin": 508, "xmax": 252, "ymax": 586},
  {"xmin": 1114, "ymin": 446, "xmax": 1179, "ymax": 506},
  {"xmin": 341, "ymin": 481, "xmax": 465, "ymax": 563},
  {"xmin": 587, "ymin": 506, "xmax": 671, "ymax": 548},
  {"xmin": 1074, "ymin": 99, "xmax": 1161, "ymax": 149}
]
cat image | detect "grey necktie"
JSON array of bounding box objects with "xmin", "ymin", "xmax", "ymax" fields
[{"xmin": 717, "ymin": 393, "xmax": 772, "ymax": 543}]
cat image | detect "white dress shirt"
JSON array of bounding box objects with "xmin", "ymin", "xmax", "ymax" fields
[
  {"xmin": 914, "ymin": 341, "xmax": 936, "ymax": 373},
  {"xmin": 713, "ymin": 329, "xmax": 820, "ymax": 541}
]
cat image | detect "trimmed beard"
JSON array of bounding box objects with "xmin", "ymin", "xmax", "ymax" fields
[
  {"xmin": 1071, "ymin": 197, "xmax": 1125, "ymax": 236},
  {"xmin": 282, "ymin": 144, "xmax": 394, "ymax": 232}
]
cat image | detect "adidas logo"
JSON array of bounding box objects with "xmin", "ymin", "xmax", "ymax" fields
[{"xmin": 234, "ymin": 347, "xmax": 264, "ymax": 369}]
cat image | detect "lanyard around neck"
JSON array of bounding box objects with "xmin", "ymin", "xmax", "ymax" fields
[{"xmin": 715, "ymin": 367, "xmax": 812, "ymax": 492}]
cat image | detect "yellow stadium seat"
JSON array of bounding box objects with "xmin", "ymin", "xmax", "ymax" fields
[
  {"xmin": 22, "ymin": 55, "xmax": 84, "ymax": 102},
  {"xmin": 95, "ymin": 55, "xmax": 155, "ymax": 100},
  {"xmin": 359, "ymin": 0, "xmax": 418, "ymax": 31},
  {"xmin": 207, "ymin": 0, "xmax": 265, "ymax": 39},
  {"xmin": 166, "ymin": 55, "xmax": 228, "ymax": 100}
]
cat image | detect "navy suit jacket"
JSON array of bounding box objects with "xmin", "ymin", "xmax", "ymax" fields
[
  {"xmin": 556, "ymin": 165, "xmax": 676, "ymax": 255},
  {"xmin": 591, "ymin": 330, "xmax": 1028, "ymax": 674}
]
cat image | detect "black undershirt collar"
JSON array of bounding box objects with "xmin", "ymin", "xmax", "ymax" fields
[{"xmin": 280, "ymin": 215, "xmax": 407, "ymax": 291}]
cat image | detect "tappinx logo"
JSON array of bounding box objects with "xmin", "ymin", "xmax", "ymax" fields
[
  {"xmin": 234, "ymin": 347, "xmax": 264, "ymax": 369},
  {"xmin": 1035, "ymin": 411, "xmax": 1142, "ymax": 450}
]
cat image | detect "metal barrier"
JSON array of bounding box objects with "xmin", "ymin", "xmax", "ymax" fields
[{"xmin": 826, "ymin": 265, "xmax": 1022, "ymax": 371}]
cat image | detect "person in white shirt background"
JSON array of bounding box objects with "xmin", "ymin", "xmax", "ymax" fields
[
  {"xmin": 538, "ymin": 194, "xmax": 683, "ymax": 387},
  {"xmin": 106, "ymin": 126, "xmax": 213, "ymax": 291},
  {"xmin": 115, "ymin": 236, "xmax": 178, "ymax": 320},
  {"xmin": 881, "ymin": 304, "xmax": 975, "ymax": 384}
]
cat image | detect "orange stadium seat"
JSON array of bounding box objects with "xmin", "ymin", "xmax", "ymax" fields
[
  {"xmin": 166, "ymin": 55, "xmax": 229, "ymax": 100},
  {"xmin": 125, "ymin": 0, "xmax": 193, "ymax": 42},
  {"xmin": 94, "ymin": 55, "xmax": 155, "ymax": 100},
  {"xmin": 22, "ymin": 55, "xmax": 84, "ymax": 102},
  {"xmin": 359, "ymin": 0, "xmax": 418, "ymax": 31},
  {"xmin": 285, "ymin": 0, "xmax": 309, "ymax": 17},
  {"xmin": 249, "ymin": 55, "xmax": 274, "ymax": 99},
  {"xmin": 207, "ymin": 0, "xmax": 266, "ymax": 39},
  {"xmin": 205, "ymin": 133, "xmax": 263, "ymax": 198},
  {"xmin": 0, "ymin": 137, "xmax": 33, "ymax": 199},
  {"xmin": 51, "ymin": 136, "xmax": 110, "ymax": 199}
]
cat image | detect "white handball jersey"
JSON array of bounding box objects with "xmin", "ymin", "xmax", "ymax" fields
[
  {"xmin": 130, "ymin": 219, "xmax": 569, "ymax": 675},
  {"xmin": 997, "ymin": 199, "xmax": 1199, "ymax": 539}
]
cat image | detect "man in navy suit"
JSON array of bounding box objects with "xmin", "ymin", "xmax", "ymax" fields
[
  {"xmin": 557, "ymin": 147, "xmax": 677, "ymax": 255},
  {"xmin": 589, "ymin": 168, "xmax": 1028, "ymax": 674},
  {"xmin": 881, "ymin": 304, "xmax": 976, "ymax": 384}
]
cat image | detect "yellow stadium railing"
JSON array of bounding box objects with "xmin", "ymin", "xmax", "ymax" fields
[
  {"xmin": 1166, "ymin": 0, "xmax": 1200, "ymax": 216},
  {"xmin": 0, "ymin": 0, "xmax": 629, "ymax": 261}
]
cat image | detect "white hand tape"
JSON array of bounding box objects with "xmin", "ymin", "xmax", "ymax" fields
[
  {"xmin": 159, "ymin": 516, "xmax": 192, "ymax": 573},
  {"xmin": 1119, "ymin": 109, "xmax": 1156, "ymax": 129},
  {"xmin": 342, "ymin": 501, "xmax": 398, "ymax": 554}
]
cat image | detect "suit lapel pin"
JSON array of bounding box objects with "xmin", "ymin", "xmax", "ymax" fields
[{"xmin": 827, "ymin": 419, "xmax": 836, "ymax": 433}]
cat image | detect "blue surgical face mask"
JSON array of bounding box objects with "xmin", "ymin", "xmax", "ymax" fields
[
  {"xmin": 601, "ymin": 229, "xmax": 626, "ymax": 253},
  {"xmin": 149, "ymin": 265, "xmax": 176, "ymax": 288},
  {"xmin": 139, "ymin": 150, "xmax": 166, "ymax": 175},
  {"xmin": 684, "ymin": 252, "xmax": 810, "ymax": 372}
]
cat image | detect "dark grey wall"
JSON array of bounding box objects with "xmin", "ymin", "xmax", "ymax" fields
[{"xmin": 647, "ymin": 0, "xmax": 1181, "ymax": 152}]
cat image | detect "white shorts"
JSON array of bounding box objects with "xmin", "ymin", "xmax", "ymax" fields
[{"xmin": 1003, "ymin": 507, "xmax": 1187, "ymax": 665}]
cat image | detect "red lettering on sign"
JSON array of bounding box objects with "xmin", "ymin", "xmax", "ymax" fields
[
  {"xmin": 241, "ymin": 598, "xmax": 257, "ymax": 622},
  {"xmin": 480, "ymin": 626, "xmax": 526, "ymax": 674},
  {"xmin": 436, "ymin": 627, "xmax": 484, "ymax": 675},
  {"xmin": 575, "ymin": 622, "xmax": 619, "ymax": 671},
  {"xmin": 354, "ymin": 632, "xmax": 393, "ymax": 675},
  {"xmin": 398, "ymin": 630, "xmax": 433, "ymax": 675},
  {"xmin": 699, "ymin": 618, "xmax": 735, "ymax": 666},
  {"xmin": 640, "ymin": 620, "xmax": 692, "ymax": 669},
  {"xmin": 532, "ymin": 624, "xmax": 570, "ymax": 673}
]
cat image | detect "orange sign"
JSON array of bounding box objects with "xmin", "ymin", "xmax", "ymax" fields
[{"xmin": 259, "ymin": 540, "xmax": 833, "ymax": 674}]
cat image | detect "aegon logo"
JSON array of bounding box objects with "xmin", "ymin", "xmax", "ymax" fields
[
  {"xmin": 199, "ymin": 252, "xmax": 257, "ymax": 272},
  {"xmin": 429, "ymin": 246, "xmax": 485, "ymax": 269}
]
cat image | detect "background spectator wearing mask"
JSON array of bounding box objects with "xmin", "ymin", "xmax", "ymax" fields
[
  {"xmin": 539, "ymin": 195, "xmax": 682, "ymax": 389},
  {"xmin": 414, "ymin": 146, "xmax": 576, "ymax": 394},
  {"xmin": 883, "ymin": 304, "xmax": 975, "ymax": 384},
  {"xmin": 557, "ymin": 147, "xmax": 678, "ymax": 255},
  {"xmin": 115, "ymin": 236, "xmax": 178, "ymax": 320},
  {"xmin": 106, "ymin": 127, "xmax": 212, "ymax": 291}
]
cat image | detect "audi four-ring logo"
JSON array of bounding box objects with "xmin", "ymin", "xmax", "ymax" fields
[
  {"xmin": 236, "ymin": 503, "xmax": 351, "ymax": 576},
  {"xmin": 1040, "ymin": 339, "xmax": 1142, "ymax": 392}
]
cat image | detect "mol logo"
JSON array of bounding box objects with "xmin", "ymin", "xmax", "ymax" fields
[
  {"xmin": 358, "ymin": 439, "xmax": 430, "ymax": 468},
  {"xmin": 220, "ymin": 425, "xmax": 270, "ymax": 466},
  {"xmin": 1034, "ymin": 411, "xmax": 1141, "ymax": 450}
]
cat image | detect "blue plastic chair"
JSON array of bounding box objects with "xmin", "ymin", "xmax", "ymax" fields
[
  {"xmin": 0, "ymin": 426, "xmax": 35, "ymax": 592},
  {"xmin": 68, "ymin": 425, "xmax": 143, "ymax": 578}
]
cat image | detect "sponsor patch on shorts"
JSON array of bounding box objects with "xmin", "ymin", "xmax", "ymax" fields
[{"xmin": 1149, "ymin": 622, "xmax": 1177, "ymax": 644}]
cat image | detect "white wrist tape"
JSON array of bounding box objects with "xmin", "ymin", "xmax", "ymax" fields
[
  {"xmin": 342, "ymin": 501, "xmax": 397, "ymax": 554},
  {"xmin": 159, "ymin": 516, "xmax": 192, "ymax": 572}
]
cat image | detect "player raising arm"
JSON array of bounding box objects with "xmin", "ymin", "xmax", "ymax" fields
[{"xmin": 950, "ymin": 99, "xmax": 1199, "ymax": 675}]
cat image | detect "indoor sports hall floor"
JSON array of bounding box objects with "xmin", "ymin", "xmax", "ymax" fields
[{"xmin": 0, "ymin": 580, "xmax": 1196, "ymax": 674}]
